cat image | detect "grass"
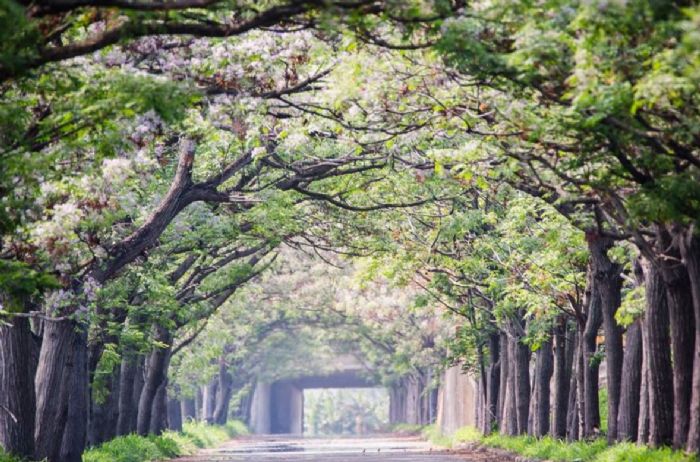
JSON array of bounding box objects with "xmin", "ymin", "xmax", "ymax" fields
[
  {"xmin": 432, "ymin": 426, "xmax": 697, "ymax": 462},
  {"xmin": 82, "ymin": 420, "xmax": 248, "ymax": 462},
  {"xmin": 391, "ymin": 423, "xmax": 425, "ymax": 435},
  {"xmin": 0, "ymin": 450, "xmax": 23, "ymax": 462}
]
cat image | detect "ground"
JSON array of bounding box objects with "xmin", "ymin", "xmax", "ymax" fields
[{"xmin": 173, "ymin": 435, "xmax": 515, "ymax": 462}]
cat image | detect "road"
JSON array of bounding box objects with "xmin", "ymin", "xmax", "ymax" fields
[{"xmin": 174, "ymin": 435, "xmax": 477, "ymax": 462}]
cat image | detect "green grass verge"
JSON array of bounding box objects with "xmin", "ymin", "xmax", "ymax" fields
[
  {"xmin": 429, "ymin": 426, "xmax": 697, "ymax": 462},
  {"xmin": 82, "ymin": 420, "xmax": 248, "ymax": 462}
]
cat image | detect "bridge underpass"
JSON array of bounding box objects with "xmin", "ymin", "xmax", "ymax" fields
[{"xmin": 249, "ymin": 369, "xmax": 381, "ymax": 435}]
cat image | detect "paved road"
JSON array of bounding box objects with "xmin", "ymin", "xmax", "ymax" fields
[{"xmin": 175, "ymin": 435, "xmax": 470, "ymax": 462}]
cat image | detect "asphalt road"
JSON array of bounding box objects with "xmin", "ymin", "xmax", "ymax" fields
[{"xmin": 174, "ymin": 435, "xmax": 470, "ymax": 462}]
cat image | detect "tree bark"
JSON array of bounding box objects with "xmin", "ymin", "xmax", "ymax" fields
[
  {"xmin": 510, "ymin": 317, "xmax": 531, "ymax": 435},
  {"xmin": 566, "ymin": 329, "xmax": 580, "ymax": 441},
  {"xmin": 552, "ymin": 317, "xmax": 570, "ymax": 439},
  {"xmin": 181, "ymin": 398, "xmax": 196, "ymax": 422},
  {"xmin": 484, "ymin": 332, "xmax": 500, "ymax": 433},
  {"xmin": 116, "ymin": 354, "xmax": 140, "ymax": 435},
  {"xmin": 642, "ymin": 258, "xmax": 674, "ymax": 447},
  {"xmin": 497, "ymin": 332, "xmax": 508, "ymax": 432},
  {"xmin": 137, "ymin": 325, "xmax": 172, "ymax": 436},
  {"xmin": 195, "ymin": 387, "xmax": 203, "ymax": 421},
  {"xmin": 168, "ymin": 397, "xmax": 183, "ymax": 432},
  {"xmin": 213, "ymin": 361, "xmax": 234, "ymax": 425},
  {"xmin": 501, "ymin": 334, "xmax": 517, "ymax": 436},
  {"xmin": 661, "ymin": 258, "xmax": 695, "ymax": 449},
  {"xmin": 638, "ymin": 304, "xmax": 650, "ymax": 444},
  {"xmin": 59, "ymin": 331, "xmax": 89, "ymax": 462},
  {"xmin": 203, "ymin": 379, "xmax": 218, "ymax": 424},
  {"xmin": 532, "ymin": 339, "xmax": 553, "ymax": 437},
  {"xmin": 149, "ymin": 381, "xmax": 168, "ymax": 435},
  {"xmin": 582, "ymin": 275, "xmax": 602, "ymax": 439},
  {"xmin": 617, "ymin": 319, "xmax": 643, "ymax": 442},
  {"xmin": 587, "ymin": 234, "xmax": 623, "ymax": 443},
  {"xmin": 34, "ymin": 319, "xmax": 86, "ymax": 462},
  {"xmin": 0, "ymin": 315, "xmax": 36, "ymax": 459},
  {"xmin": 88, "ymin": 366, "xmax": 120, "ymax": 446},
  {"xmin": 680, "ymin": 230, "xmax": 700, "ymax": 454}
]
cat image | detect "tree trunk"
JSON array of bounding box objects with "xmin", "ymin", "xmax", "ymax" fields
[
  {"xmin": 617, "ymin": 319, "xmax": 643, "ymax": 442},
  {"xmin": 510, "ymin": 317, "xmax": 531, "ymax": 435},
  {"xmin": 532, "ymin": 339, "xmax": 553, "ymax": 437},
  {"xmin": 588, "ymin": 234, "xmax": 623, "ymax": 443},
  {"xmin": 582, "ymin": 276, "xmax": 602, "ymax": 438},
  {"xmin": 476, "ymin": 377, "xmax": 484, "ymax": 433},
  {"xmin": 642, "ymin": 258, "xmax": 674, "ymax": 447},
  {"xmin": 638, "ymin": 306, "xmax": 650, "ymax": 444},
  {"xmin": 149, "ymin": 381, "xmax": 168, "ymax": 435},
  {"xmin": 59, "ymin": 332, "xmax": 89, "ymax": 462},
  {"xmin": 203, "ymin": 379, "xmax": 218, "ymax": 424},
  {"xmin": 116, "ymin": 354, "xmax": 139, "ymax": 435},
  {"xmin": 214, "ymin": 373, "xmax": 234, "ymax": 425},
  {"xmin": 566, "ymin": 329, "xmax": 580, "ymax": 441},
  {"xmin": 497, "ymin": 332, "xmax": 508, "ymax": 431},
  {"xmin": 552, "ymin": 317, "xmax": 570, "ymax": 439},
  {"xmin": 0, "ymin": 315, "xmax": 36, "ymax": 459},
  {"xmin": 195, "ymin": 387, "xmax": 203, "ymax": 421},
  {"xmin": 680, "ymin": 230, "xmax": 700, "ymax": 454},
  {"xmin": 137, "ymin": 326, "xmax": 172, "ymax": 436},
  {"xmin": 88, "ymin": 366, "xmax": 120, "ymax": 446},
  {"xmin": 661, "ymin": 261, "xmax": 695, "ymax": 449},
  {"xmin": 34, "ymin": 319, "xmax": 87, "ymax": 462},
  {"xmin": 181, "ymin": 398, "xmax": 196, "ymax": 422},
  {"xmin": 485, "ymin": 332, "xmax": 500, "ymax": 433},
  {"xmin": 168, "ymin": 397, "xmax": 183, "ymax": 432},
  {"xmin": 501, "ymin": 335, "xmax": 517, "ymax": 436}
]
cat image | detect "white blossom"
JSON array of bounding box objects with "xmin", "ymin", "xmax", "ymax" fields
[{"xmin": 102, "ymin": 158, "xmax": 133, "ymax": 184}]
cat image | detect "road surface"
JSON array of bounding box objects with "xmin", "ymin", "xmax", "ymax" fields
[{"xmin": 174, "ymin": 435, "xmax": 484, "ymax": 462}]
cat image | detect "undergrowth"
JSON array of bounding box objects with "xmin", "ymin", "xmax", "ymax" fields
[
  {"xmin": 81, "ymin": 420, "xmax": 248, "ymax": 462},
  {"xmin": 428, "ymin": 426, "xmax": 697, "ymax": 462},
  {"xmin": 392, "ymin": 423, "xmax": 424, "ymax": 435},
  {"xmin": 0, "ymin": 450, "xmax": 23, "ymax": 462}
]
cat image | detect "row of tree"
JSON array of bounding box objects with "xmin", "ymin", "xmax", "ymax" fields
[{"xmin": 1, "ymin": 0, "xmax": 699, "ymax": 460}]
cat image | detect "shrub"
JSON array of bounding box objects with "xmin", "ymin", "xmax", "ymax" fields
[
  {"xmin": 0, "ymin": 450, "xmax": 23, "ymax": 462},
  {"xmin": 181, "ymin": 421, "xmax": 230, "ymax": 448},
  {"xmin": 224, "ymin": 420, "xmax": 249, "ymax": 437},
  {"xmin": 422, "ymin": 424, "xmax": 453, "ymax": 448},
  {"xmin": 82, "ymin": 434, "xmax": 173, "ymax": 462},
  {"xmin": 392, "ymin": 423, "xmax": 424, "ymax": 435},
  {"xmin": 82, "ymin": 421, "xmax": 249, "ymax": 462},
  {"xmin": 453, "ymin": 426, "xmax": 481, "ymax": 444},
  {"xmin": 441, "ymin": 427, "xmax": 696, "ymax": 462}
]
